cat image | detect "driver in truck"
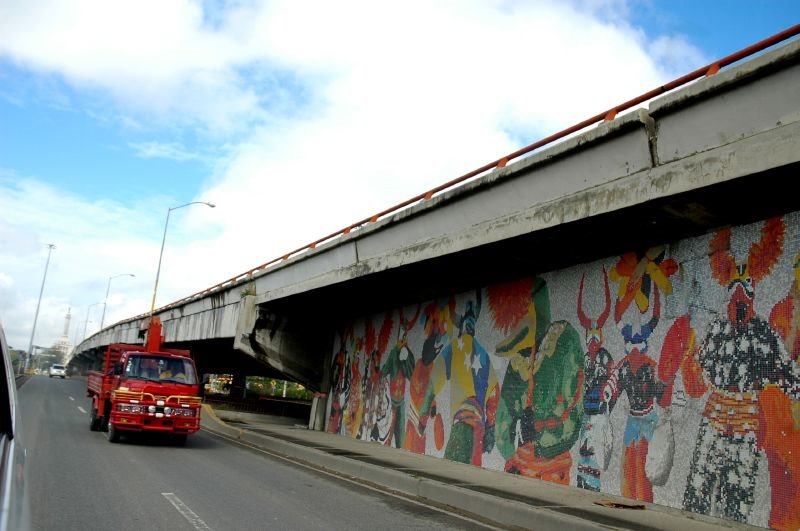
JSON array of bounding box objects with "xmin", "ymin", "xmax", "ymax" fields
[
  {"xmin": 160, "ymin": 360, "xmax": 186, "ymax": 382},
  {"xmin": 139, "ymin": 358, "xmax": 159, "ymax": 380}
]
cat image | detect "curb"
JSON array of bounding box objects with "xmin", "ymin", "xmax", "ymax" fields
[
  {"xmin": 198, "ymin": 407, "xmax": 754, "ymax": 531},
  {"xmin": 200, "ymin": 414, "xmax": 598, "ymax": 530}
]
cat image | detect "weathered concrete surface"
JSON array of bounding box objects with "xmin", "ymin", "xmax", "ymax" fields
[
  {"xmin": 69, "ymin": 38, "xmax": 800, "ymax": 386},
  {"xmin": 232, "ymin": 295, "xmax": 326, "ymax": 389}
]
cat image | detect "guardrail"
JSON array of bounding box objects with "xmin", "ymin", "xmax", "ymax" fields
[{"xmin": 116, "ymin": 24, "xmax": 800, "ymax": 325}]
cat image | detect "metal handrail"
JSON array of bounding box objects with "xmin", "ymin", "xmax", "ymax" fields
[{"xmin": 136, "ymin": 24, "xmax": 800, "ymax": 321}]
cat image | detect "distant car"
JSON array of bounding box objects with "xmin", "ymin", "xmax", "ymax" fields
[
  {"xmin": 0, "ymin": 323, "xmax": 31, "ymax": 530},
  {"xmin": 48, "ymin": 364, "xmax": 66, "ymax": 379}
]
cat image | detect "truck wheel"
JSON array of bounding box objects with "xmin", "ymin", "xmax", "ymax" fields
[
  {"xmin": 172, "ymin": 434, "xmax": 187, "ymax": 447},
  {"xmin": 107, "ymin": 423, "xmax": 120, "ymax": 443},
  {"xmin": 101, "ymin": 401, "xmax": 111, "ymax": 432},
  {"xmin": 89, "ymin": 408, "xmax": 101, "ymax": 431}
]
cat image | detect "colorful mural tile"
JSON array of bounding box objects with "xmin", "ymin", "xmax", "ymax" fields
[{"xmin": 324, "ymin": 212, "xmax": 800, "ymax": 530}]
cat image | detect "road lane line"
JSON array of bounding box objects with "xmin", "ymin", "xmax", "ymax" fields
[
  {"xmin": 162, "ymin": 493, "xmax": 213, "ymax": 531},
  {"xmin": 69, "ymin": 396, "xmax": 75, "ymax": 401},
  {"xmin": 77, "ymin": 407, "xmax": 87, "ymax": 414}
]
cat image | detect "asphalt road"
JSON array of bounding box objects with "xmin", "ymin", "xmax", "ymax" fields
[{"xmin": 18, "ymin": 376, "xmax": 499, "ymax": 531}]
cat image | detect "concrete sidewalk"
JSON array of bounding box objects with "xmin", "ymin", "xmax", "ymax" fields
[{"xmin": 199, "ymin": 406, "xmax": 754, "ymax": 531}]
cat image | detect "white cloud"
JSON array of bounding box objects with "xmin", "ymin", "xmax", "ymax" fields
[
  {"xmin": 648, "ymin": 34, "xmax": 710, "ymax": 77},
  {"xmin": 0, "ymin": 0, "xmax": 708, "ymax": 350},
  {"xmin": 129, "ymin": 141, "xmax": 206, "ymax": 162},
  {"xmin": 0, "ymin": 0, "xmax": 263, "ymax": 133}
]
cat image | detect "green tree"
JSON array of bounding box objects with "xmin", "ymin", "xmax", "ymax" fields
[{"xmin": 9, "ymin": 349, "xmax": 23, "ymax": 373}]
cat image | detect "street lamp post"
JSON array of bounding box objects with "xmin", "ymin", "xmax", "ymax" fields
[
  {"xmin": 150, "ymin": 201, "xmax": 215, "ymax": 317},
  {"xmin": 100, "ymin": 273, "xmax": 135, "ymax": 329},
  {"xmin": 30, "ymin": 346, "xmax": 40, "ymax": 372},
  {"xmin": 24, "ymin": 243, "xmax": 56, "ymax": 374},
  {"xmin": 82, "ymin": 302, "xmax": 103, "ymax": 341}
]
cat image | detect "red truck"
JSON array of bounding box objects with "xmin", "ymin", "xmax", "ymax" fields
[{"xmin": 86, "ymin": 317, "xmax": 202, "ymax": 445}]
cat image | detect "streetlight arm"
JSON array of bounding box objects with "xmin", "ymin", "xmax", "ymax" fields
[
  {"xmin": 173, "ymin": 201, "xmax": 215, "ymax": 210},
  {"xmin": 149, "ymin": 201, "xmax": 214, "ymax": 317}
]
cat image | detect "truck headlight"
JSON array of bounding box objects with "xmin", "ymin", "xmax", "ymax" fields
[
  {"xmin": 171, "ymin": 408, "xmax": 195, "ymax": 417},
  {"xmin": 117, "ymin": 403, "xmax": 146, "ymax": 414}
]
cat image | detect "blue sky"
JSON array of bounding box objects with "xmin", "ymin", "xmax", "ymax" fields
[
  {"xmin": 0, "ymin": 1, "xmax": 798, "ymax": 351},
  {"xmin": 630, "ymin": 0, "xmax": 795, "ymax": 58}
]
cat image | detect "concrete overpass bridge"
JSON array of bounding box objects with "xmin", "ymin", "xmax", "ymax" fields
[{"xmin": 69, "ymin": 28, "xmax": 800, "ymax": 529}]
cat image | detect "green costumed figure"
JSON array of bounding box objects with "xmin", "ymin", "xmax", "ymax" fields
[{"xmin": 492, "ymin": 276, "xmax": 585, "ymax": 484}]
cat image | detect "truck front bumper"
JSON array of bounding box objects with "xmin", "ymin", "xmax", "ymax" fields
[
  {"xmin": 109, "ymin": 390, "xmax": 203, "ymax": 435},
  {"xmin": 110, "ymin": 412, "xmax": 200, "ymax": 434}
]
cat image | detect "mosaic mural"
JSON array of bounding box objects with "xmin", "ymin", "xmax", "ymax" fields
[{"xmin": 325, "ymin": 212, "xmax": 800, "ymax": 530}]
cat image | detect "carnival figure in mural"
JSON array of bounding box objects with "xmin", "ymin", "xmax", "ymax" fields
[
  {"xmin": 381, "ymin": 307, "xmax": 419, "ymax": 448},
  {"xmin": 604, "ymin": 246, "xmax": 679, "ymax": 503},
  {"xmin": 663, "ymin": 217, "xmax": 800, "ymax": 524},
  {"xmin": 758, "ymin": 385, "xmax": 800, "ymax": 531},
  {"xmin": 404, "ymin": 303, "xmax": 447, "ymax": 454},
  {"xmin": 328, "ymin": 326, "xmax": 354, "ymax": 435},
  {"xmin": 575, "ymin": 268, "xmax": 614, "ymax": 491},
  {"xmin": 770, "ymin": 253, "xmax": 800, "ymax": 361},
  {"xmin": 343, "ymin": 335, "xmax": 365, "ymax": 438},
  {"xmin": 359, "ymin": 313, "xmax": 394, "ymax": 443},
  {"xmin": 438, "ymin": 291, "xmax": 500, "ymax": 466},
  {"xmin": 762, "ymin": 253, "xmax": 800, "ymax": 530},
  {"xmin": 491, "ymin": 277, "xmax": 584, "ymax": 484}
]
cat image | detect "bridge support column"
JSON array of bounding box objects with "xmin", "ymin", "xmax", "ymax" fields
[{"xmin": 308, "ymin": 390, "xmax": 329, "ymax": 431}]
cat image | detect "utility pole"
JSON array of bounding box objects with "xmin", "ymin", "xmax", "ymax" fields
[{"xmin": 24, "ymin": 243, "xmax": 55, "ymax": 374}]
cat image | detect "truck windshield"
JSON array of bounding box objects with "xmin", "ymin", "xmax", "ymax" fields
[{"xmin": 124, "ymin": 355, "xmax": 197, "ymax": 385}]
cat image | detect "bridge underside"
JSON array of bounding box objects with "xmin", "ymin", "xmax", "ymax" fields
[
  {"xmin": 169, "ymin": 338, "xmax": 286, "ymax": 379},
  {"xmin": 261, "ymin": 161, "xmax": 799, "ymax": 321}
]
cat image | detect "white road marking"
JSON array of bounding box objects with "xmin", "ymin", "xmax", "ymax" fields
[
  {"xmin": 69, "ymin": 396, "xmax": 75, "ymax": 401},
  {"xmin": 162, "ymin": 493, "xmax": 213, "ymax": 531},
  {"xmin": 77, "ymin": 407, "xmax": 87, "ymax": 414}
]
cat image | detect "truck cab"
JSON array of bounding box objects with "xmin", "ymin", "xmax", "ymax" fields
[{"xmin": 118, "ymin": 352, "xmax": 197, "ymax": 386}]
